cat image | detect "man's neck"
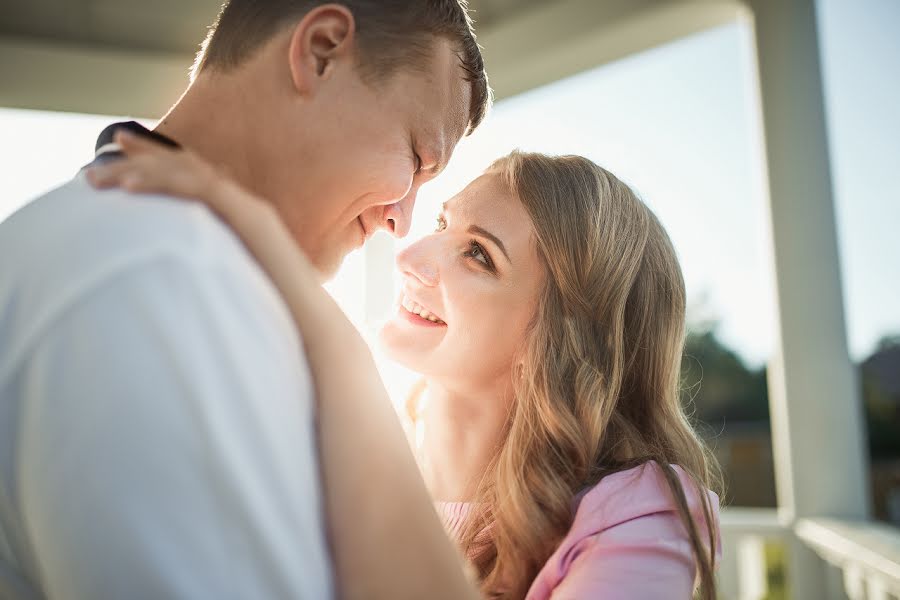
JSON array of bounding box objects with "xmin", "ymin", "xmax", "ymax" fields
[
  {"xmin": 153, "ymin": 73, "xmax": 259, "ymax": 194},
  {"xmin": 418, "ymin": 378, "xmax": 512, "ymax": 502}
]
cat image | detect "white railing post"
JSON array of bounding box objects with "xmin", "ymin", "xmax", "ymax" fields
[
  {"xmin": 718, "ymin": 508, "xmax": 793, "ymax": 599},
  {"xmin": 736, "ymin": 536, "xmax": 768, "ymax": 600},
  {"xmin": 796, "ymin": 518, "xmax": 900, "ymax": 600},
  {"xmin": 866, "ymin": 576, "xmax": 891, "ymax": 600},
  {"xmin": 719, "ymin": 514, "xmax": 900, "ymax": 599},
  {"xmin": 842, "ymin": 563, "xmax": 867, "ymax": 600}
]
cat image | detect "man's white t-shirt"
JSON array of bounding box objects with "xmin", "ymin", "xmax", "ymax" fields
[{"xmin": 0, "ymin": 166, "xmax": 334, "ymax": 598}]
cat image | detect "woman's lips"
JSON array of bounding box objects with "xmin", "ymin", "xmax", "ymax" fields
[
  {"xmin": 397, "ymin": 303, "xmax": 447, "ymax": 328},
  {"xmin": 397, "ymin": 293, "xmax": 447, "ymax": 327}
]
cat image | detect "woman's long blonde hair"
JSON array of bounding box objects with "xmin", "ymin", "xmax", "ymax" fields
[{"xmin": 416, "ymin": 151, "xmax": 723, "ymax": 598}]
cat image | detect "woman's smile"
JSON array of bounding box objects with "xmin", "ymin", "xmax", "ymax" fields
[{"xmin": 396, "ymin": 293, "xmax": 447, "ymax": 327}]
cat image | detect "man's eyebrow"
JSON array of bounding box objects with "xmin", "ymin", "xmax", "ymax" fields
[{"xmin": 428, "ymin": 140, "xmax": 452, "ymax": 176}]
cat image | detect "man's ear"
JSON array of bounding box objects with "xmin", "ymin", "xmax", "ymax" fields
[{"xmin": 287, "ymin": 4, "xmax": 355, "ymax": 94}]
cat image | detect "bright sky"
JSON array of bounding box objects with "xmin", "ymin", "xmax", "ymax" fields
[{"xmin": 1, "ymin": 0, "xmax": 897, "ymax": 368}]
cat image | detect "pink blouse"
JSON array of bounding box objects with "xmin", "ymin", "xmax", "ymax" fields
[{"xmin": 436, "ymin": 462, "xmax": 721, "ymax": 599}]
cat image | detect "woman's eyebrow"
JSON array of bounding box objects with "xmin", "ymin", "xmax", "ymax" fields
[
  {"xmin": 468, "ymin": 224, "xmax": 510, "ymax": 262},
  {"xmin": 441, "ymin": 201, "xmax": 511, "ymax": 262}
]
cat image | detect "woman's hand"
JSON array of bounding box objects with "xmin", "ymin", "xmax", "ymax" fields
[
  {"xmin": 87, "ymin": 130, "xmax": 266, "ymax": 215},
  {"xmin": 87, "ymin": 131, "xmax": 284, "ymax": 257},
  {"xmin": 86, "ymin": 131, "xmax": 334, "ymax": 328}
]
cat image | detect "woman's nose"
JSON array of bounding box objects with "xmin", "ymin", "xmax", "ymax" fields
[{"xmin": 396, "ymin": 237, "xmax": 440, "ymax": 287}]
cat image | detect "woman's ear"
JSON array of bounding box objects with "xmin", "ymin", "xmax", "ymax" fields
[{"xmin": 287, "ymin": 4, "xmax": 356, "ymax": 94}]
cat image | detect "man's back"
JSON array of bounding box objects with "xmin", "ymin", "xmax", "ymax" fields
[{"xmin": 0, "ymin": 173, "xmax": 333, "ymax": 599}]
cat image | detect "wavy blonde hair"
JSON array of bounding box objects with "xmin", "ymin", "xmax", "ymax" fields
[{"xmin": 415, "ymin": 151, "xmax": 723, "ymax": 599}]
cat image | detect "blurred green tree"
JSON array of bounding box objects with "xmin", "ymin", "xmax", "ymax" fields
[
  {"xmin": 860, "ymin": 335, "xmax": 900, "ymax": 459},
  {"xmin": 681, "ymin": 324, "xmax": 769, "ymax": 423}
]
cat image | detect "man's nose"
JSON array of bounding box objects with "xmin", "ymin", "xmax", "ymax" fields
[
  {"xmin": 382, "ymin": 186, "xmax": 419, "ymax": 238},
  {"xmin": 395, "ymin": 237, "xmax": 439, "ymax": 287}
]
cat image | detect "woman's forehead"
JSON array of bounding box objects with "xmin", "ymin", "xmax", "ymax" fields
[
  {"xmin": 448, "ymin": 172, "xmax": 541, "ymax": 265},
  {"xmin": 447, "ymin": 172, "xmax": 511, "ymax": 215}
]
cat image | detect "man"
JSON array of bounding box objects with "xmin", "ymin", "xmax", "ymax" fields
[{"xmin": 0, "ymin": 1, "xmax": 489, "ymax": 598}]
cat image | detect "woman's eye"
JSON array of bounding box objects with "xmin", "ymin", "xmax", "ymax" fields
[
  {"xmin": 465, "ymin": 241, "xmax": 494, "ymax": 270},
  {"xmin": 435, "ymin": 215, "xmax": 447, "ymax": 232}
]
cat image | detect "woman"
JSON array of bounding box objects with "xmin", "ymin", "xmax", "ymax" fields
[{"xmin": 88, "ymin": 131, "xmax": 722, "ymax": 599}]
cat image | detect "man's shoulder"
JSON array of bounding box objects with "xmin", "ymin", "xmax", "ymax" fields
[
  {"xmin": 3, "ymin": 172, "xmax": 262, "ymax": 285},
  {"xmin": 0, "ymin": 173, "xmax": 286, "ymax": 360},
  {"xmin": 3, "ymin": 172, "xmax": 249, "ymax": 271}
]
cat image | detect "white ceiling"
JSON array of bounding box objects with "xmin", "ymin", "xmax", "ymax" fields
[
  {"xmin": 0, "ymin": 0, "xmax": 548, "ymax": 56},
  {"xmin": 0, "ymin": 0, "xmax": 744, "ymax": 116}
]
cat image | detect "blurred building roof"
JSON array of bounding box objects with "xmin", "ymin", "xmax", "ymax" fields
[
  {"xmin": 0, "ymin": 0, "xmax": 546, "ymax": 56},
  {"xmin": 0, "ymin": 0, "xmax": 743, "ymax": 116}
]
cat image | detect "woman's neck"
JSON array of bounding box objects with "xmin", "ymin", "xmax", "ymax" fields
[{"xmin": 418, "ymin": 379, "xmax": 511, "ymax": 502}]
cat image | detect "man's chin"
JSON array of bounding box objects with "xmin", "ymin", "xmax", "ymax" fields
[
  {"xmin": 315, "ymin": 230, "xmax": 367, "ymax": 280},
  {"xmin": 313, "ymin": 252, "xmax": 344, "ymax": 282}
]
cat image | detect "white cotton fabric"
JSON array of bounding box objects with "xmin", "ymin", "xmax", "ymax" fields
[{"xmin": 0, "ymin": 170, "xmax": 333, "ymax": 599}]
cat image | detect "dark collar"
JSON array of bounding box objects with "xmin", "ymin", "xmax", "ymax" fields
[{"xmin": 92, "ymin": 121, "xmax": 179, "ymax": 165}]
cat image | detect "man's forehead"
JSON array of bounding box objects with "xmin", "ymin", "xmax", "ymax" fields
[
  {"xmin": 448, "ymin": 57, "xmax": 473, "ymax": 138},
  {"xmin": 429, "ymin": 72, "xmax": 471, "ymax": 174},
  {"xmin": 423, "ymin": 41, "xmax": 474, "ymax": 166}
]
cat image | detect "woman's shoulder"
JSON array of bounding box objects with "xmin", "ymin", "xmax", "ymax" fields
[
  {"xmin": 570, "ymin": 461, "xmax": 720, "ymax": 538},
  {"xmin": 525, "ymin": 462, "xmax": 721, "ymax": 599}
]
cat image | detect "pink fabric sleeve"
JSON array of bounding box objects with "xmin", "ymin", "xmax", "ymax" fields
[{"xmin": 548, "ymin": 512, "xmax": 699, "ymax": 600}]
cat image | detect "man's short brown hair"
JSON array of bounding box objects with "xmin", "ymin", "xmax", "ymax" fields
[{"xmin": 193, "ymin": 1, "xmax": 491, "ymax": 134}]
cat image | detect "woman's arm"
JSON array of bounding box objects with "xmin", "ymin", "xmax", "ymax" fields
[{"xmin": 87, "ymin": 130, "xmax": 478, "ymax": 600}]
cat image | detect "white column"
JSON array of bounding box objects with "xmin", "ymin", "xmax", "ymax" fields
[
  {"xmin": 364, "ymin": 232, "xmax": 395, "ymax": 329},
  {"xmin": 747, "ymin": 0, "xmax": 871, "ymax": 597}
]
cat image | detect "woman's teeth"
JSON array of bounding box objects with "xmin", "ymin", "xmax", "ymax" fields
[
  {"xmin": 402, "ymin": 297, "xmax": 445, "ymax": 325},
  {"xmin": 416, "ymin": 310, "xmax": 443, "ymax": 324}
]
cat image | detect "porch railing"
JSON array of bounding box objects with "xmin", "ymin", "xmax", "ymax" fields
[{"xmin": 718, "ymin": 508, "xmax": 900, "ymax": 599}]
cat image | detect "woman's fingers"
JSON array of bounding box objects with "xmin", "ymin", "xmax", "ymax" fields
[
  {"xmin": 85, "ymin": 159, "xmax": 153, "ymax": 189},
  {"xmin": 118, "ymin": 159, "xmax": 180, "ymax": 195},
  {"xmin": 114, "ymin": 128, "xmax": 171, "ymax": 157},
  {"xmin": 85, "ymin": 162, "xmax": 122, "ymax": 188},
  {"xmin": 84, "ymin": 132, "xmax": 266, "ymax": 227},
  {"xmin": 86, "ymin": 154, "xmax": 192, "ymax": 198},
  {"xmin": 115, "ymin": 130, "xmax": 211, "ymax": 180},
  {"xmin": 130, "ymin": 159, "xmax": 206, "ymax": 198}
]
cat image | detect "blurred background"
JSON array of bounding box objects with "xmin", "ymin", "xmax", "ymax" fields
[{"xmin": 1, "ymin": 0, "xmax": 897, "ymax": 598}]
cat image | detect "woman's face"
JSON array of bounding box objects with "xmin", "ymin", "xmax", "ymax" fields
[{"xmin": 379, "ymin": 171, "xmax": 545, "ymax": 389}]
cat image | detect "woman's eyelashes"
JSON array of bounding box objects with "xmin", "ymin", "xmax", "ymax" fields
[
  {"xmin": 464, "ymin": 241, "xmax": 495, "ymax": 270},
  {"xmin": 435, "ymin": 214, "xmax": 496, "ymax": 272}
]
